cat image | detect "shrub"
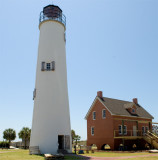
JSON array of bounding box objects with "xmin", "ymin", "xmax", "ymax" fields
[{"xmin": 0, "ymin": 141, "xmax": 9, "ymax": 148}]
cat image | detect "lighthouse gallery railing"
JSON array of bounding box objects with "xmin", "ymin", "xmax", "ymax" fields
[{"xmin": 39, "ymin": 10, "xmax": 66, "ymax": 26}]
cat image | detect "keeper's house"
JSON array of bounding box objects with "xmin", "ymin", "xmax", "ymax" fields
[{"xmin": 85, "ymin": 91, "xmax": 154, "ymax": 150}]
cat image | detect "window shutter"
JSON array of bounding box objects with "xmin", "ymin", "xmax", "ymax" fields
[
  {"xmin": 41, "ymin": 62, "xmax": 45, "ymax": 71},
  {"xmin": 51, "ymin": 61, "xmax": 55, "ymax": 71},
  {"xmin": 64, "ymin": 32, "xmax": 66, "ymax": 42},
  {"xmin": 65, "ymin": 135, "xmax": 70, "ymax": 149},
  {"xmin": 33, "ymin": 88, "xmax": 36, "ymax": 100}
]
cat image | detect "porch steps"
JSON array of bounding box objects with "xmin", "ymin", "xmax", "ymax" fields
[
  {"xmin": 57, "ymin": 149, "xmax": 68, "ymax": 154},
  {"xmin": 143, "ymin": 131, "xmax": 158, "ymax": 149},
  {"xmin": 29, "ymin": 146, "xmax": 41, "ymax": 155}
]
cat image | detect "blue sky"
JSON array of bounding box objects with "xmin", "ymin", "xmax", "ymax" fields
[{"xmin": 0, "ymin": 0, "xmax": 157, "ymax": 141}]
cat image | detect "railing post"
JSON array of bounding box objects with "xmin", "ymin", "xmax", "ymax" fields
[
  {"xmin": 122, "ymin": 120, "xmax": 124, "ymax": 136},
  {"xmin": 136, "ymin": 121, "xmax": 138, "ymax": 136}
]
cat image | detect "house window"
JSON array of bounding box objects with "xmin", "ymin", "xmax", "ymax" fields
[
  {"xmin": 142, "ymin": 126, "xmax": 145, "ymax": 135},
  {"xmin": 93, "ymin": 111, "xmax": 96, "ymax": 120},
  {"xmin": 91, "ymin": 127, "xmax": 94, "ymax": 136},
  {"xmin": 102, "ymin": 109, "xmax": 106, "ymax": 119},
  {"xmin": 46, "ymin": 63, "xmax": 51, "ymax": 70},
  {"xmin": 123, "ymin": 125, "xmax": 127, "ymax": 135},
  {"xmin": 119, "ymin": 125, "xmax": 122, "ymax": 135},
  {"xmin": 132, "ymin": 108, "xmax": 135, "ymax": 113},
  {"xmin": 145, "ymin": 126, "xmax": 148, "ymax": 133}
]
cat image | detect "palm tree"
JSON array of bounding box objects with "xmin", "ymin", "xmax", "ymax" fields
[
  {"xmin": 71, "ymin": 130, "xmax": 76, "ymax": 144},
  {"xmin": 3, "ymin": 128, "xmax": 16, "ymax": 148},
  {"xmin": 18, "ymin": 127, "xmax": 31, "ymax": 149},
  {"xmin": 74, "ymin": 135, "xmax": 81, "ymax": 145}
]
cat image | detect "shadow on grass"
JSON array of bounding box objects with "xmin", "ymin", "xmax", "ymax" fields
[
  {"xmin": 31, "ymin": 153, "xmax": 91, "ymax": 160},
  {"xmin": 65, "ymin": 154, "xmax": 91, "ymax": 159},
  {"xmin": 30, "ymin": 154, "xmax": 89, "ymax": 160}
]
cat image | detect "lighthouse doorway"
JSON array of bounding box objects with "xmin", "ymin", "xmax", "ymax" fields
[{"xmin": 58, "ymin": 135, "xmax": 64, "ymax": 149}]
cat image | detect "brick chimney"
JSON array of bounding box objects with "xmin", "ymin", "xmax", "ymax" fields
[
  {"xmin": 133, "ymin": 98, "xmax": 138, "ymax": 104},
  {"xmin": 97, "ymin": 91, "xmax": 103, "ymax": 98}
]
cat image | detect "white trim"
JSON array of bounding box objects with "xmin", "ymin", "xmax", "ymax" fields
[
  {"xmin": 85, "ymin": 97, "xmax": 153, "ymax": 120},
  {"xmin": 85, "ymin": 97, "xmax": 113, "ymax": 120},
  {"xmin": 112, "ymin": 114, "xmax": 153, "ymax": 120},
  {"xmin": 97, "ymin": 98, "xmax": 113, "ymax": 115},
  {"xmin": 85, "ymin": 97, "xmax": 98, "ymax": 120},
  {"xmin": 152, "ymin": 122, "xmax": 158, "ymax": 124}
]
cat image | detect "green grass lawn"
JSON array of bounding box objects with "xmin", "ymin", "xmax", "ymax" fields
[
  {"xmin": 0, "ymin": 149, "xmax": 44, "ymax": 160},
  {"xmin": 0, "ymin": 149, "xmax": 158, "ymax": 160}
]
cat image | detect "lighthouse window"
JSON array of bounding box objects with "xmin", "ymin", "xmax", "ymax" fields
[
  {"xmin": 46, "ymin": 63, "xmax": 51, "ymax": 70},
  {"xmin": 41, "ymin": 61, "xmax": 55, "ymax": 71}
]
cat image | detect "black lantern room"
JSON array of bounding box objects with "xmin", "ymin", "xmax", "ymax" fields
[{"xmin": 39, "ymin": 5, "xmax": 66, "ymax": 26}]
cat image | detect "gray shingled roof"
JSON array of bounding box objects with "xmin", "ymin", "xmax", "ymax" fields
[{"xmin": 100, "ymin": 97, "xmax": 154, "ymax": 119}]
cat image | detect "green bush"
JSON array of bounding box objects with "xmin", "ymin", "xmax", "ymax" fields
[{"xmin": 0, "ymin": 141, "xmax": 9, "ymax": 148}]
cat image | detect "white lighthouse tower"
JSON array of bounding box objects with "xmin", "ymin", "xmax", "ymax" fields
[{"xmin": 30, "ymin": 4, "xmax": 72, "ymax": 154}]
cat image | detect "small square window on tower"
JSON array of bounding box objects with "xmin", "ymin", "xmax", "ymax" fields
[
  {"xmin": 41, "ymin": 61, "xmax": 55, "ymax": 71},
  {"xmin": 46, "ymin": 63, "xmax": 51, "ymax": 70}
]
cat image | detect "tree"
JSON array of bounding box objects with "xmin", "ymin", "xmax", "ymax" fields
[
  {"xmin": 71, "ymin": 129, "xmax": 76, "ymax": 144},
  {"xmin": 18, "ymin": 127, "xmax": 31, "ymax": 149},
  {"xmin": 71, "ymin": 130, "xmax": 81, "ymax": 145},
  {"xmin": 3, "ymin": 128, "xmax": 16, "ymax": 148},
  {"xmin": 74, "ymin": 135, "xmax": 81, "ymax": 145}
]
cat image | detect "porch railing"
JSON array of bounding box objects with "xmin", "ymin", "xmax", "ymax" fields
[{"xmin": 114, "ymin": 130, "xmax": 145, "ymax": 138}]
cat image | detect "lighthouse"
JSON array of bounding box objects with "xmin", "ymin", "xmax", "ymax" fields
[{"xmin": 30, "ymin": 4, "xmax": 72, "ymax": 154}]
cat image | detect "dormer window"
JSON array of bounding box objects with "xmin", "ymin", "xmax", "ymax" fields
[{"xmin": 132, "ymin": 108, "xmax": 135, "ymax": 113}]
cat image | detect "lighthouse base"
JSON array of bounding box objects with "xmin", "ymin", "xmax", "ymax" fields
[{"xmin": 30, "ymin": 134, "xmax": 72, "ymax": 155}]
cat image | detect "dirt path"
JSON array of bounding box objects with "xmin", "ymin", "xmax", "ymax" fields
[
  {"xmin": 67, "ymin": 153, "xmax": 158, "ymax": 160},
  {"xmin": 86, "ymin": 153, "xmax": 158, "ymax": 160}
]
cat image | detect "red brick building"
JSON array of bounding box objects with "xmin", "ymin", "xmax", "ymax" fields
[{"xmin": 85, "ymin": 91, "xmax": 154, "ymax": 150}]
